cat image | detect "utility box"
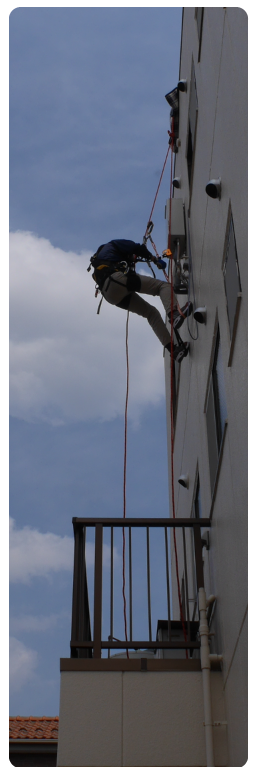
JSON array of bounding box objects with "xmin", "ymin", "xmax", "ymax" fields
[
  {"xmin": 156, "ymin": 620, "xmax": 200, "ymax": 659},
  {"xmin": 165, "ymin": 197, "xmax": 186, "ymax": 258}
]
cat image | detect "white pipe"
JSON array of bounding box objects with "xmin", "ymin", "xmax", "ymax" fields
[{"xmin": 199, "ymin": 587, "xmax": 215, "ymax": 767}]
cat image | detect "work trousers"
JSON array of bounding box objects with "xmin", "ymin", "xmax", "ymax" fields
[{"xmin": 102, "ymin": 272, "xmax": 177, "ymax": 347}]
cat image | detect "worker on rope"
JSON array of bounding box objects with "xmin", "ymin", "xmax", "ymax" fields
[{"xmin": 88, "ymin": 239, "xmax": 192, "ymax": 363}]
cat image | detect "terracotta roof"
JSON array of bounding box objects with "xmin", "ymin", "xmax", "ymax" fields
[{"xmin": 9, "ymin": 717, "xmax": 59, "ymax": 740}]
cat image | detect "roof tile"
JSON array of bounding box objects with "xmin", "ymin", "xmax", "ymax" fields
[{"xmin": 9, "ymin": 717, "xmax": 59, "ymax": 740}]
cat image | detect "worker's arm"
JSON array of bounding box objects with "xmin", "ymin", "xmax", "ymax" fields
[
  {"xmin": 146, "ymin": 251, "xmax": 167, "ymax": 270},
  {"xmin": 136, "ymin": 245, "xmax": 167, "ymax": 270}
]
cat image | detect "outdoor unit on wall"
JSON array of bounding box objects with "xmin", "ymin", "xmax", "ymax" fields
[
  {"xmin": 165, "ymin": 198, "xmax": 186, "ymax": 257},
  {"xmin": 165, "ymin": 198, "xmax": 188, "ymax": 294}
]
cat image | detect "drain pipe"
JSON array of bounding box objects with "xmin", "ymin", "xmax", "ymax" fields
[{"xmin": 199, "ymin": 587, "xmax": 215, "ymax": 767}]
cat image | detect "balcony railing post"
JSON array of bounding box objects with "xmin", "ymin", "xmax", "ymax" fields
[
  {"xmin": 182, "ymin": 527, "xmax": 190, "ymax": 640},
  {"xmin": 109, "ymin": 526, "xmax": 114, "ymax": 658},
  {"xmin": 93, "ymin": 524, "xmax": 103, "ymax": 658},
  {"xmin": 81, "ymin": 527, "xmax": 92, "ymax": 657},
  {"xmin": 71, "ymin": 523, "xmax": 92, "ymax": 658},
  {"xmin": 146, "ymin": 527, "xmax": 152, "ymax": 641},
  {"xmin": 79, "ymin": 526, "xmax": 86, "ymax": 646},
  {"xmin": 129, "ymin": 527, "xmax": 133, "ymax": 642},
  {"xmin": 71, "ymin": 524, "xmax": 80, "ymax": 657},
  {"xmin": 164, "ymin": 527, "xmax": 171, "ymax": 641},
  {"xmin": 193, "ymin": 524, "xmax": 204, "ymax": 591}
]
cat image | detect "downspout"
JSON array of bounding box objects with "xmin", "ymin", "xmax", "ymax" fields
[{"xmin": 199, "ymin": 587, "xmax": 215, "ymax": 767}]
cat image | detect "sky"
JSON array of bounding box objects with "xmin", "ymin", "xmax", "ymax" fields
[{"xmin": 9, "ymin": 6, "xmax": 183, "ymax": 718}]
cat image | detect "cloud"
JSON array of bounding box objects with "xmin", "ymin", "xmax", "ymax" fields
[
  {"xmin": 9, "ymin": 518, "xmax": 118, "ymax": 583},
  {"xmin": 9, "ymin": 612, "xmax": 70, "ymax": 634},
  {"xmin": 10, "ymin": 517, "xmax": 74, "ymax": 583},
  {"xmin": 10, "ymin": 231, "xmax": 165, "ymax": 425},
  {"xmin": 9, "ymin": 637, "xmax": 38, "ymax": 692}
]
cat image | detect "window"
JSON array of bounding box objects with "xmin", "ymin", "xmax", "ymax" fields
[
  {"xmin": 187, "ymin": 124, "xmax": 194, "ymax": 186},
  {"xmin": 206, "ymin": 328, "xmax": 227, "ymax": 494},
  {"xmin": 164, "ymin": 316, "xmax": 181, "ymax": 427},
  {"xmin": 186, "ymin": 61, "xmax": 198, "ymax": 190},
  {"xmin": 164, "ymin": 335, "xmax": 180, "ymax": 432},
  {"xmin": 195, "ymin": 8, "xmax": 204, "ymax": 60},
  {"xmin": 190, "ymin": 471, "xmax": 202, "ymax": 620},
  {"xmin": 223, "ymin": 213, "xmax": 242, "ymax": 349},
  {"xmin": 194, "ymin": 475, "xmax": 202, "ymax": 519},
  {"xmin": 172, "ymin": 332, "xmax": 181, "ymax": 423}
]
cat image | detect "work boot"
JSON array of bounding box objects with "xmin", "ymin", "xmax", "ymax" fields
[
  {"xmin": 165, "ymin": 341, "xmax": 190, "ymax": 363},
  {"xmin": 169, "ymin": 301, "xmax": 193, "ymax": 331}
]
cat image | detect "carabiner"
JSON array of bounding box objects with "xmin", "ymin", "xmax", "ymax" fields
[
  {"xmin": 118, "ymin": 261, "xmax": 129, "ymax": 275},
  {"xmin": 146, "ymin": 220, "xmax": 154, "ymax": 235}
]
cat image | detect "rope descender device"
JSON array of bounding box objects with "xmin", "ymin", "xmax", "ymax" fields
[{"xmin": 162, "ymin": 248, "xmax": 173, "ymax": 258}]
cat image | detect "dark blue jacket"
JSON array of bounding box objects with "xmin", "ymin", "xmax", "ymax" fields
[{"xmin": 96, "ymin": 239, "xmax": 148, "ymax": 264}]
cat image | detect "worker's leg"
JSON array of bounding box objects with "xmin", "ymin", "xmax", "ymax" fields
[
  {"xmin": 102, "ymin": 272, "xmax": 177, "ymax": 314},
  {"xmin": 127, "ymin": 292, "xmax": 172, "ymax": 347},
  {"xmin": 102, "ymin": 272, "xmax": 171, "ymax": 346},
  {"xmin": 102, "ymin": 272, "xmax": 189, "ymax": 359},
  {"xmin": 126, "ymin": 292, "xmax": 189, "ymax": 360},
  {"xmin": 135, "ymin": 273, "xmax": 177, "ymax": 316},
  {"xmin": 102, "ymin": 272, "xmax": 132, "ymax": 306}
]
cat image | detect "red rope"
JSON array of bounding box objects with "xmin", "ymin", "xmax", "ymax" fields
[
  {"xmin": 145, "ymin": 136, "xmax": 171, "ymax": 238},
  {"xmin": 121, "ymin": 131, "xmax": 187, "ymax": 659},
  {"xmin": 143, "ymin": 133, "xmax": 180, "ymax": 298},
  {"xmin": 168, "ymin": 123, "xmax": 188, "ymax": 657},
  {"xmin": 123, "ymin": 310, "xmax": 130, "ymax": 658}
]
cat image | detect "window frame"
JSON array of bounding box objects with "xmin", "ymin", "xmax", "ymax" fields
[
  {"xmin": 185, "ymin": 59, "xmax": 198, "ymax": 208},
  {"xmin": 204, "ymin": 320, "xmax": 228, "ymax": 510},
  {"xmin": 164, "ymin": 320, "xmax": 181, "ymax": 433},
  {"xmin": 172, "ymin": 332, "xmax": 181, "ymax": 425},
  {"xmin": 194, "ymin": 474, "xmax": 202, "ymax": 519},
  {"xmin": 190, "ymin": 468, "xmax": 202, "ymax": 620},
  {"xmin": 222, "ymin": 205, "xmax": 242, "ymax": 366},
  {"xmin": 195, "ymin": 8, "xmax": 204, "ymax": 61}
]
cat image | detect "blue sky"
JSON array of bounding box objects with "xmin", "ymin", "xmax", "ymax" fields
[{"xmin": 9, "ymin": 7, "xmax": 182, "ymax": 716}]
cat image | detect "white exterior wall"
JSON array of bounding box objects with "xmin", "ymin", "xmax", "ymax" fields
[
  {"xmin": 165, "ymin": 9, "xmax": 247, "ymax": 767},
  {"xmin": 57, "ymin": 669, "xmax": 227, "ymax": 767}
]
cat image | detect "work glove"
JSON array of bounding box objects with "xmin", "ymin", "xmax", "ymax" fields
[{"xmin": 156, "ymin": 258, "xmax": 167, "ymax": 270}]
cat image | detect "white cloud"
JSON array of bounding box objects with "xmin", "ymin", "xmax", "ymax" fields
[
  {"xmin": 9, "ymin": 636, "xmax": 38, "ymax": 692},
  {"xmin": 9, "ymin": 518, "xmax": 118, "ymax": 583},
  {"xmin": 9, "ymin": 517, "xmax": 74, "ymax": 583},
  {"xmin": 10, "ymin": 231, "xmax": 165, "ymax": 425},
  {"xmin": 9, "ymin": 612, "xmax": 69, "ymax": 634}
]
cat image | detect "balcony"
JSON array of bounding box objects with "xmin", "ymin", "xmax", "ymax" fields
[
  {"xmin": 69, "ymin": 516, "xmax": 210, "ymax": 662},
  {"xmin": 57, "ymin": 517, "xmax": 227, "ymax": 767}
]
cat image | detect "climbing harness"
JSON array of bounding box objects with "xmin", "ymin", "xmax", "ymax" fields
[{"xmin": 87, "ymin": 245, "xmax": 132, "ymax": 314}]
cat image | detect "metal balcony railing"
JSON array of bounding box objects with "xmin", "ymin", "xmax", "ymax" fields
[{"xmin": 70, "ymin": 517, "xmax": 211, "ymax": 660}]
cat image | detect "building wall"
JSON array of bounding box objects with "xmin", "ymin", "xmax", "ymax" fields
[
  {"xmin": 164, "ymin": 8, "xmax": 247, "ymax": 767},
  {"xmin": 57, "ymin": 669, "xmax": 227, "ymax": 767}
]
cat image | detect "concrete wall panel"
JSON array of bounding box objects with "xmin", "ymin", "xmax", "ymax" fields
[
  {"xmin": 57, "ymin": 669, "xmax": 227, "ymax": 767},
  {"xmin": 57, "ymin": 672, "xmax": 122, "ymax": 767}
]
